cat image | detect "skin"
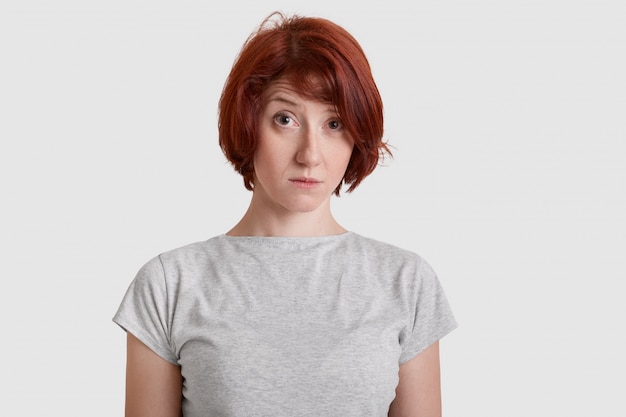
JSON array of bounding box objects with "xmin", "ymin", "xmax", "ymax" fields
[
  {"xmin": 125, "ymin": 333, "xmax": 182, "ymax": 417},
  {"xmin": 123, "ymin": 79, "xmax": 444, "ymax": 416},
  {"xmin": 388, "ymin": 342, "xmax": 442, "ymax": 417},
  {"xmin": 228, "ymin": 79, "xmax": 354, "ymax": 237}
]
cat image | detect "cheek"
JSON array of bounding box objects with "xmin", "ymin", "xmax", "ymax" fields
[
  {"xmin": 253, "ymin": 142, "xmax": 281, "ymax": 180},
  {"xmin": 336, "ymin": 143, "xmax": 355, "ymax": 170}
]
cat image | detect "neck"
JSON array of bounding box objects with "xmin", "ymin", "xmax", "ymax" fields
[{"xmin": 227, "ymin": 195, "xmax": 346, "ymax": 237}]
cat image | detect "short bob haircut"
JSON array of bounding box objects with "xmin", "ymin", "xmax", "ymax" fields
[{"xmin": 218, "ymin": 12, "xmax": 391, "ymax": 195}]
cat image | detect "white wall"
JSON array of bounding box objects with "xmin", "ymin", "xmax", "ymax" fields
[{"xmin": 1, "ymin": 0, "xmax": 624, "ymax": 415}]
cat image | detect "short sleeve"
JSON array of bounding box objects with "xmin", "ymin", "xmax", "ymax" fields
[
  {"xmin": 398, "ymin": 258, "xmax": 458, "ymax": 364},
  {"xmin": 112, "ymin": 255, "xmax": 179, "ymax": 365}
]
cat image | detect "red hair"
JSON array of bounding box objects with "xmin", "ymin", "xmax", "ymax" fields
[{"xmin": 218, "ymin": 12, "xmax": 391, "ymax": 195}]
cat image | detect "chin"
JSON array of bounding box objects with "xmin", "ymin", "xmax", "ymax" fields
[
  {"xmin": 282, "ymin": 197, "xmax": 328, "ymax": 214},
  {"xmin": 284, "ymin": 203, "xmax": 324, "ymax": 214}
]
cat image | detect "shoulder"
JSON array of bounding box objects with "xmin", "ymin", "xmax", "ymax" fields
[
  {"xmin": 132, "ymin": 236, "xmax": 224, "ymax": 282},
  {"xmin": 347, "ymin": 232, "xmax": 426, "ymax": 266},
  {"xmin": 155, "ymin": 236, "xmax": 223, "ymax": 264},
  {"xmin": 345, "ymin": 233, "xmax": 437, "ymax": 284}
]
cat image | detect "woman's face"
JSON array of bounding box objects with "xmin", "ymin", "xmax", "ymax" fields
[{"xmin": 251, "ymin": 78, "xmax": 354, "ymax": 215}]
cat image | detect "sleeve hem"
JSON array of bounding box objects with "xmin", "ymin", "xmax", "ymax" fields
[
  {"xmin": 398, "ymin": 320, "xmax": 458, "ymax": 365},
  {"xmin": 112, "ymin": 317, "xmax": 180, "ymax": 366}
]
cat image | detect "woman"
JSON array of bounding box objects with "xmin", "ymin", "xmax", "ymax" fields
[{"xmin": 114, "ymin": 12, "xmax": 457, "ymax": 417}]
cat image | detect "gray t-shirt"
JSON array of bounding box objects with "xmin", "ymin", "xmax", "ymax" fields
[{"xmin": 113, "ymin": 232, "xmax": 457, "ymax": 416}]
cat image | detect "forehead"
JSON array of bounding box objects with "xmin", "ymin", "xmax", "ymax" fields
[
  {"xmin": 264, "ymin": 73, "xmax": 335, "ymax": 103},
  {"xmin": 263, "ymin": 78, "xmax": 336, "ymax": 110},
  {"xmin": 263, "ymin": 79, "xmax": 301, "ymax": 100}
]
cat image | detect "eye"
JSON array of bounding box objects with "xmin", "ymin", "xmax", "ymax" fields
[
  {"xmin": 273, "ymin": 112, "xmax": 294, "ymax": 126},
  {"xmin": 327, "ymin": 119, "xmax": 343, "ymax": 130}
]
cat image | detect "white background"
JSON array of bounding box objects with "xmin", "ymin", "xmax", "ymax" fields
[{"xmin": 1, "ymin": 0, "xmax": 624, "ymax": 415}]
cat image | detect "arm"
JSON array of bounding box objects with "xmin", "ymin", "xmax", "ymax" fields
[
  {"xmin": 125, "ymin": 332, "xmax": 183, "ymax": 417},
  {"xmin": 388, "ymin": 341, "xmax": 442, "ymax": 417}
]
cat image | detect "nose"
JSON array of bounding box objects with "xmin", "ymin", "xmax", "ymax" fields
[{"xmin": 295, "ymin": 127, "xmax": 322, "ymax": 167}]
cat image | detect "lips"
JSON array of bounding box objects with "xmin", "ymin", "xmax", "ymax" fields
[
  {"xmin": 289, "ymin": 177, "xmax": 322, "ymax": 189},
  {"xmin": 290, "ymin": 176, "xmax": 321, "ymax": 183}
]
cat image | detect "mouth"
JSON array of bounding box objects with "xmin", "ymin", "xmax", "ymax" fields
[{"xmin": 289, "ymin": 177, "xmax": 322, "ymax": 189}]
